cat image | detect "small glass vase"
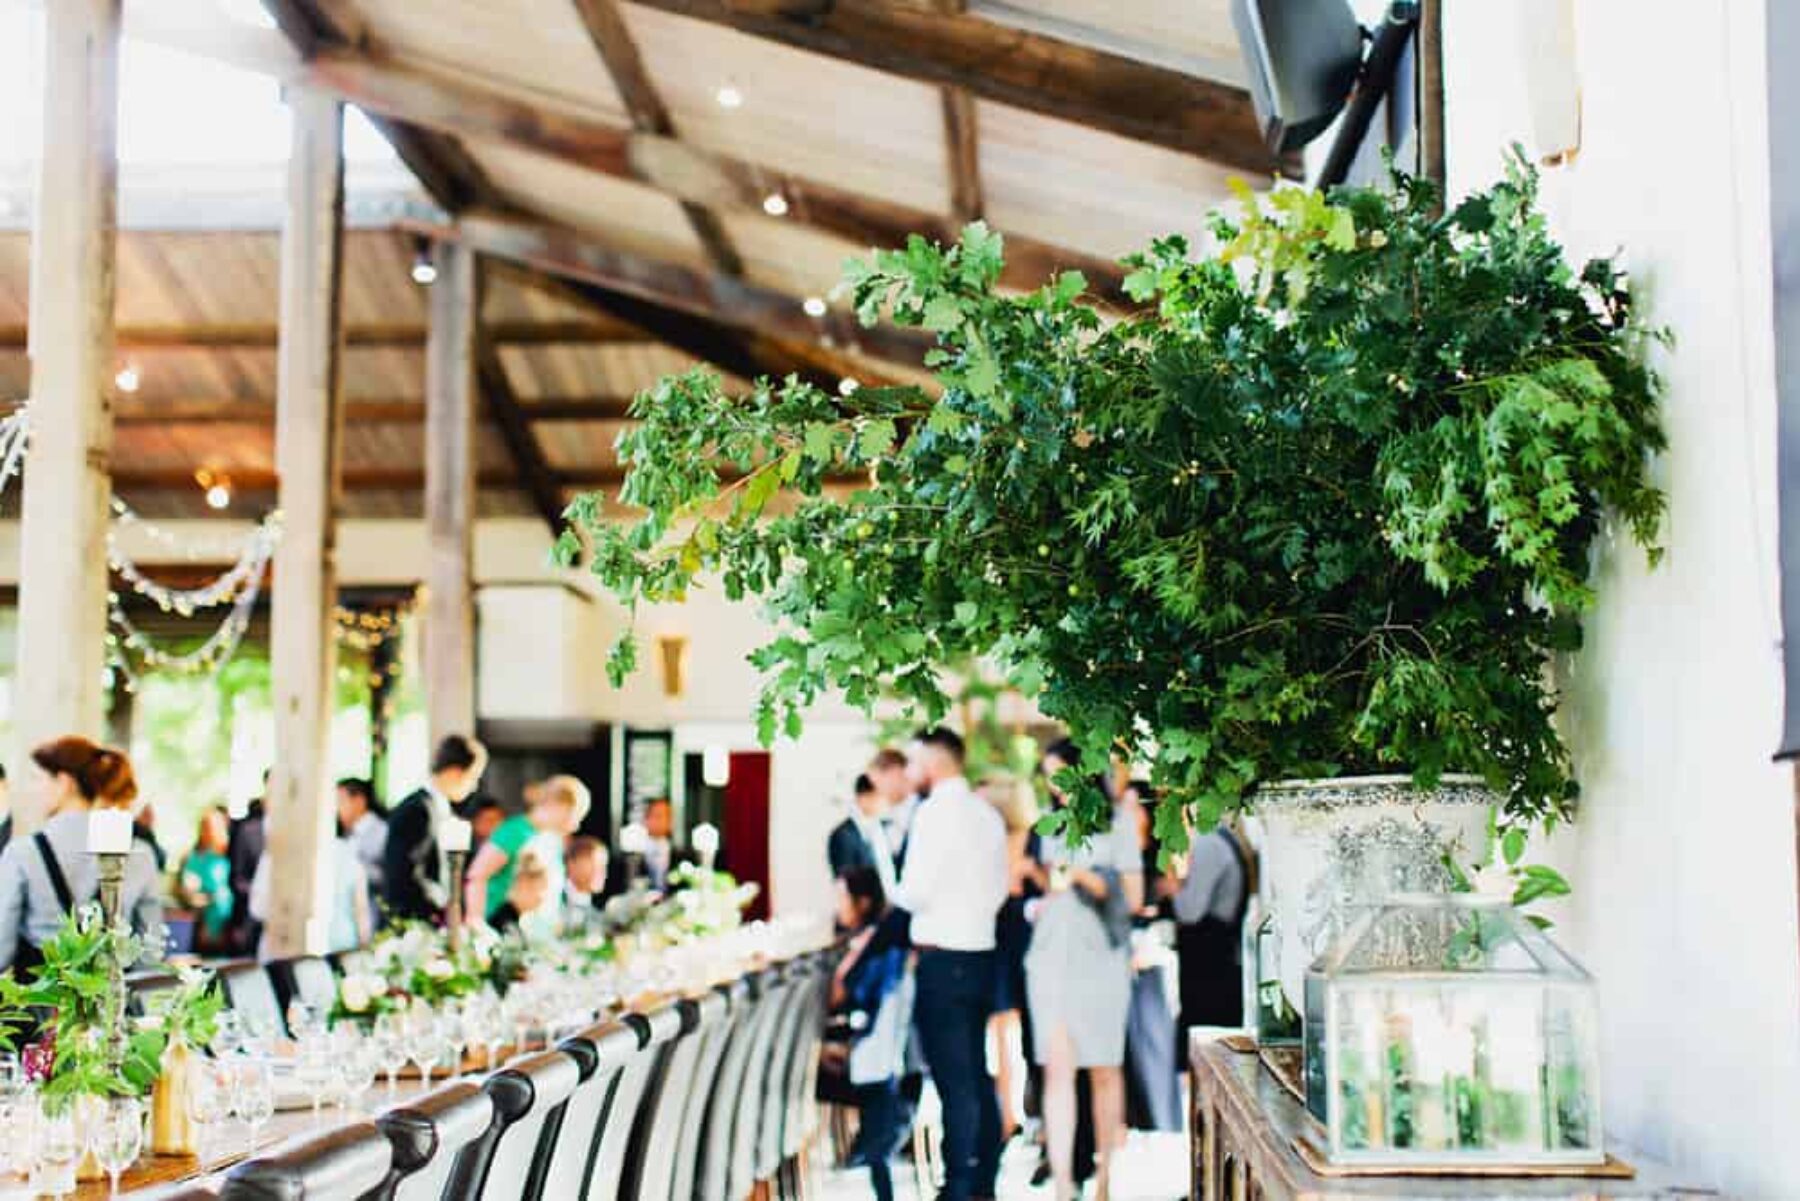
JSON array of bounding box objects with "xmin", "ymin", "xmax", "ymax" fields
[{"xmin": 151, "ymin": 1038, "xmax": 198, "ymax": 1157}]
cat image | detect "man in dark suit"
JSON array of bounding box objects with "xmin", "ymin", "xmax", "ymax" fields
[
  {"xmin": 225, "ymin": 774, "xmax": 269, "ymax": 954},
  {"xmin": 382, "ymin": 734, "xmax": 488, "ymax": 925},
  {"xmin": 826, "ymin": 774, "xmax": 896, "ymax": 895}
]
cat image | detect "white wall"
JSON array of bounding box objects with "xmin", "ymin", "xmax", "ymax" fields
[{"xmin": 1444, "ymin": 3, "xmax": 1799, "ymax": 1196}]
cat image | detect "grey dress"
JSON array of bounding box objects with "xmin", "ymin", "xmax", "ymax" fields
[{"xmin": 1025, "ymin": 806, "xmax": 1141, "ymax": 1067}]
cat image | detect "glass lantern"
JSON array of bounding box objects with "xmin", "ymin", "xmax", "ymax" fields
[{"xmin": 1302, "ymin": 894, "xmax": 1603, "ymax": 1168}]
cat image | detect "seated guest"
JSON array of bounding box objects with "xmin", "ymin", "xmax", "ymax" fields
[
  {"xmin": 177, "ymin": 806, "xmax": 235, "ymax": 955},
  {"xmin": 336, "ymin": 777, "xmax": 387, "ymax": 899},
  {"xmin": 829, "ymin": 867, "xmax": 914, "ymax": 1201},
  {"xmin": 0, "ymin": 737, "xmax": 162, "ymax": 972},
  {"xmin": 631, "ymin": 796, "xmax": 693, "ymax": 892},
  {"xmin": 465, "ymin": 775, "xmax": 589, "ymax": 922},
  {"xmin": 383, "ymin": 735, "xmax": 488, "ymax": 925},
  {"xmin": 564, "ymin": 835, "xmax": 610, "ymax": 913},
  {"xmin": 827, "ymin": 774, "xmax": 896, "ymax": 894},
  {"xmin": 487, "ymin": 853, "xmax": 553, "ymax": 937}
]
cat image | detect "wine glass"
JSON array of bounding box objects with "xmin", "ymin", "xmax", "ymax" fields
[
  {"xmin": 187, "ymin": 1057, "xmax": 234, "ymax": 1162},
  {"xmin": 373, "ymin": 1012, "xmax": 409, "ymax": 1093},
  {"xmin": 0, "ymin": 1054, "xmax": 24, "ymax": 1177},
  {"xmin": 29, "ymin": 1101, "xmax": 80, "ymax": 1198},
  {"xmin": 210, "ymin": 1010, "xmax": 244, "ymax": 1059},
  {"xmin": 404, "ymin": 1007, "xmax": 443, "ymax": 1088},
  {"xmin": 336, "ymin": 1036, "xmax": 379, "ymax": 1115},
  {"xmin": 88, "ymin": 1096, "xmax": 144, "ymax": 1199},
  {"xmin": 232, "ymin": 1059, "xmax": 276, "ymax": 1151},
  {"xmin": 293, "ymin": 1039, "xmax": 335, "ymax": 1124},
  {"xmin": 287, "ymin": 999, "xmax": 324, "ymax": 1043},
  {"xmin": 439, "ymin": 1001, "xmax": 468, "ymax": 1079}
]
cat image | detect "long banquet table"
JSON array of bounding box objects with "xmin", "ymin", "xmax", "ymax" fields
[{"xmin": 72, "ymin": 941, "xmax": 823, "ymax": 1199}]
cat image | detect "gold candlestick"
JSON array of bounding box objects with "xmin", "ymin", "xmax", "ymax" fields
[
  {"xmin": 94, "ymin": 851, "xmax": 130, "ymax": 1077},
  {"xmin": 446, "ymin": 849, "xmax": 468, "ymax": 954}
]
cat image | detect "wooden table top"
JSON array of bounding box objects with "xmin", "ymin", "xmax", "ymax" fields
[{"xmin": 1190, "ymin": 1037, "xmax": 1716, "ymax": 1200}]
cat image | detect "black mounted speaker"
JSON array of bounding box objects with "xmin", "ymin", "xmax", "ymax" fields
[{"xmin": 1232, "ymin": 0, "xmax": 1368, "ymax": 154}]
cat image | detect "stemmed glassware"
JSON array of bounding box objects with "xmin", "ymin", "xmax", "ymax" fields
[
  {"xmin": 440, "ymin": 1000, "xmax": 470, "ymax": 1079},
  {"xmin": 210, "ymin": 1011, "xmax": 245, "ymax": 1059},
  {"xmin": 88, "ymin": 1096, "xmax": 144, "ymax": 1199},
  {"xmin": 0, "ymin": 1054, "xmax": 25, "ymax": 1179},
  {"xmin": 287, "ymin": 1000, "xmax": 325, "ymax": 1043},
  {"xmin": 293, "ymin": 1037, "xmax": 335, "ymax": 1124},
  {"xmin": 373, "ymin": 1012, "xmax": 409, "ymax": 1093},
  {"xmin": 29, "ymin": 1100, "xmax": 80, "ymax": 1198},
  {"xmin": 335, "ymin": 1035, "xmax": 379, "ymax": 1115},
  {"xmin": 187, "ymin": 1057, "xmax": 235, "ymax": 1161},
  {"xmin": 232, "ymin": 1058, "xmax": 276, "ymax": 1151},
  {"xmin": 404, "ymin": 1006, "xmax": 444, "ymax": 1088}
]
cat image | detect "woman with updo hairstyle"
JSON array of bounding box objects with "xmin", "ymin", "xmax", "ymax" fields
[{"xmin": 0, "ymin": 736, "xmax": 163, "ymax": 972}]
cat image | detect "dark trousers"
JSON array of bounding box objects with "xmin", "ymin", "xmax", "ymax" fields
[
  {"xmin": 853, "ymin": 1080, "xmax": 907, "ymax": 1201},
  {"xmin": 914, "ymin": 948, "xmax": 1001, "ymax": 1200}
]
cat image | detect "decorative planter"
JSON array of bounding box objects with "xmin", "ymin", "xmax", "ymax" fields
[{"xmin": 1251, "ymin": 774, "xmax": 1495, "ymax": 1041}]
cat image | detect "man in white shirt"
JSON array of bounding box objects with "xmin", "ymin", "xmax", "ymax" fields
[
  {"xmin": 892, "ymin": 727, "xmax": 1008, "ymax": 1201},
  {"xmin": 869, "ymin": 747, "xmax": 918, "ymax": 871}
]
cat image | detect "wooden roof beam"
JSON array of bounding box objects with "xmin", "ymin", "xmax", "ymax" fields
[
  {"xmin": 302, "ymin": 48, "xmax": 1131, "ymax": 303},
  {"xmin": 408, "ymin": 208, "xmax": 933, "ymax": 368},
  {"xmin": 626, "ymin": 0, "xmax": 1283, "ymax": 175},
  {"xmin": 264, "ymin": 0, "xmax": 509, "ymax": 212},
  {"xmin": 475, "ymin": 341, "xmax": 569, "ymax": 534},
  {"xmin": 569, "ymin": 0, "xmax": 745, "ymax": 276},
  {"xmin": 110, "ymin": 396, "xmax": 637, "ymax": 424},
  {"xmin": 0, "ymin": 319, "xmax": 644, "ymax": 352}
]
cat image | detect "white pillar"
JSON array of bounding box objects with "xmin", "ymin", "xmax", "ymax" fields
[
  {"xmin": 424, "ymin": 242, "xmax": 480, "ymax": 746},
  {"xmin": 12, "ymin": 0, "xmax": 121, "ymax": 832},
  {"xmin": 264, "ymin": 88, "xmax": 347, "ymax": 958}
]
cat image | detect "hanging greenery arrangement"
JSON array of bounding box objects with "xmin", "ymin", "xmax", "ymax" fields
[{"xmin": 567, "ymin": 159, "xmax": 1666, "ymax": 847}]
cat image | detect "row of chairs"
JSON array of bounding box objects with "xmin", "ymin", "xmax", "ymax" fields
[{"xmin": 133, "ymin": 947, "xmax": 834, "ymax": 1201}]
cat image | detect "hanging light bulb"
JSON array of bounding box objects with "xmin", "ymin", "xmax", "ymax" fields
[
  {"xmin": 715, "ymin": 83, "xmax": 744, "ymax": 109},
  {"xmin": 838, "ymin": 377, "xmax": 859, "ymax": 397},
  {"xmin": 802, "ymin": 296, "xmax": 827, "ymax": 318},
  {"xmin": 114, "ymin": 362, "xmax": 141, "ymax": 393},
  {"xmin": 204, "ymin": 479, "xmax": 232, "ymax": 510},
  {"xmin": 762, "ymin": 192, "xmax": 789, "ymax": 217},
  {"xmin": 410, "ymin": 240, "xmax": 437, "ymax": 285}
]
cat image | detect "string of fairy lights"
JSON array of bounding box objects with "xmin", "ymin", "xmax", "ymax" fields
[{"xmin": 3, "ymin": 402, "xmax": 419, "ymax": 688}]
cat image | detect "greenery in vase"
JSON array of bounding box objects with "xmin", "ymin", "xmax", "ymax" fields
[
  {"xmin": 568, "ymin": 157, "xmax": 1665, "ymax": 846},
  {"xmin": 0, "ymin": 908, "xmax": 220, "ymax": 1114}
]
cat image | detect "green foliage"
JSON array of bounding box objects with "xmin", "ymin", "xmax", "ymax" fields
[
  {"xmin": 0, "ymin": 909, "xmax": 221, "ymax": 1114},
  {"xmin": 574, "ymin": 159, "xmax": 1666, "ymax": 847}
]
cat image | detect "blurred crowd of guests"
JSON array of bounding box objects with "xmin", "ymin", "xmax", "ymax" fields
[
  {"xmin": 823, "ymin": 731, "xmax": 1253, "ymax": 1201},
  {"xmin": 0, "ymin": 732, "xmax": 690, "ymax": 972}
]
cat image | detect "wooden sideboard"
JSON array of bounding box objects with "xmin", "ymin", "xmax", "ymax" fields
[{"xmin": 1190, "ymin": 1038, "xmax": 1717, "ymax": 1201}]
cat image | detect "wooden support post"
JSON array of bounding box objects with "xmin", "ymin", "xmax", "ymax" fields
[
  {"xmin": 264, "ymin": 88, "xmax": 348, "ymax": 958},
  {"xmin": 423, "ymin": 242, "xmax": 480, "ymax": 746},
  {"xmin": 11, "ymin": 0, "xmax": 120, "ymax": 832}
]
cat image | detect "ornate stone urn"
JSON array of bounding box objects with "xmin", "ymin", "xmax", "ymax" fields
[{"xmin": 1250, "ymin": 774, "xmax": 1497, "ymax": 1039}]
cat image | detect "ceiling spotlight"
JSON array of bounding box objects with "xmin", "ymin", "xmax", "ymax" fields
[
  {"xmin": 838, "ymin": 377, "xmax": 859, "ymax": 397},
  {"xmin": 762, "ymin": 192, "xmax": 789, "ymax": 217},
  {"xmin": 715, "ymin": 83, "xmax": 744, "ymax": 110},
  {"xmin": 802, "ymin": 296, "xmax": 828, "ymax": 318},
  {"xmin": 114, "ymin": 362, "xmax": 140, "ymax": 394},
  {"xmin": 410, "ymin": 244, "xmax": 437, "ymax": 286}
]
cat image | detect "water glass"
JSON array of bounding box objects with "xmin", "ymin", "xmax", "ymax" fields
[
  {"xmin": 373, "ymin": 1012, "xmax": 409, "ymax": 1092},
  {"xmin": 29, "ymin": 1101, "xmax": 79, "ymax": 1198},
  {"xmin": 210, "ymin": 1011, "xmax": 245, "ymax": 1058},
  {"xmin": 232, "ymin": 1059, "xmax": 276, "ymax": 1150},
  {"xmin": 293, "ymin": 1039, "xmax": 335, "ymax": 1123},
  {"xmin": 187, "ymin": 1057, "xmax": 235, "ymax": 1160},
  {"xmin": 88, "ymin": 1096, "xmax": 145, "ymax": 1198},
  {"xmin": 404, "ymin": 1008, "xmax": 444, "ymax": 1087},
  {"xmin": 287, "ymin": 1000, "xmax": 325, "ymax": 1043}
]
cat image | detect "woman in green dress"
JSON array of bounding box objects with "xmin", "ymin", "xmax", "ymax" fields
[{"xmin": 178, "ymin": 806, "xmax": 234, "ymax": 954}]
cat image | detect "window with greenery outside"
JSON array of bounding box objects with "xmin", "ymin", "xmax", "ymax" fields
[{"xmin": 565, "ymin": 160, "xmax": 1665, "ymax": 851}]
